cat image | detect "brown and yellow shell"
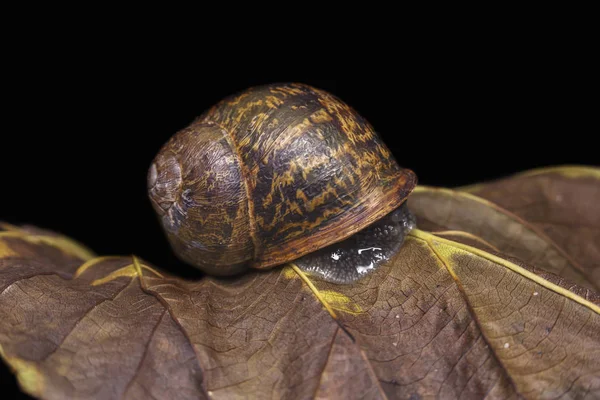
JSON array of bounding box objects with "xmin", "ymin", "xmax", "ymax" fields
[{"xmin": 148, "ymin": 83, "xmax": 417, "ymax": 275}]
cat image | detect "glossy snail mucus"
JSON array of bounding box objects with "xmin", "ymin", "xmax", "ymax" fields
[{"xmin": 148, "ymin": 83, "xmax": 417, "ymax": 284}]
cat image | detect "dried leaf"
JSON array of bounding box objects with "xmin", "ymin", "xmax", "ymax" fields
[
  {"xmin": 461, "ymin": 166, "xmax": 600, "ymax": 289},
  {"xmin": 408, "ymin": 185, "xmax": 598, "ymax": 292},
  {"xmin": 1, "ymin": 167, "xmax": 600, "ymax": 400}
]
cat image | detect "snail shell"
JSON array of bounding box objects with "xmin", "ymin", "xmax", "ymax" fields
[{"xmin": 148, "ymin": 83, "xmax": 417, "ymax": 280}]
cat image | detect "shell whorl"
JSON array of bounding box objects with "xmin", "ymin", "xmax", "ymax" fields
[{"xmin": 148, "ymin": 83, "xmax": 416, "ymax": 275}]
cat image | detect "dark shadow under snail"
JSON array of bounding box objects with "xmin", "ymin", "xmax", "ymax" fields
[{"xmin": 148, "ymin": 83, "xmax": 417, "ymax": 284}]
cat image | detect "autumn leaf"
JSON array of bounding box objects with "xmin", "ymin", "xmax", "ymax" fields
[
  {"xmin": 408, "ymin": 166, "xmax": 600, "ymax": 293},
  {"xmin": 460, "ymin": 166, "xmax": 600, "ymax": 290},
  {"xmin": 1, "ymin": 166, "xmax": 599, "ymax": 400}
]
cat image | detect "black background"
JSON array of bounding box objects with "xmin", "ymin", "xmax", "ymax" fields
[{"xmin": 1, "ymin": 38, "xmax": 597, "ymax": 397}]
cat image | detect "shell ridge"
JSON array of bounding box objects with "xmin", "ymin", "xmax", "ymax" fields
[{"xmin": 203, "ymin": 117, "xmax": 260, "ymax": 260}]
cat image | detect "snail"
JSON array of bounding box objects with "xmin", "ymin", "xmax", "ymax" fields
[{"xmin": 148, "ymin": 83, "xmax": 417, "ymax": 284}]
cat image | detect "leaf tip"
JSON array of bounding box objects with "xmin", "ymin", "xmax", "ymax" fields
[{"xmin": 0, "ymin": 345, "xmax": 44, "ymax": 397}]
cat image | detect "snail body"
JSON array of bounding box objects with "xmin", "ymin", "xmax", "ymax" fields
[{"xmin": 148, "ymin": 83, "xmax": 416, "ymax": 282}]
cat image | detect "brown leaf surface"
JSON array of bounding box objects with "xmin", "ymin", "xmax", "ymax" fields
[
  {"xmin": 408, "ymin": 166, "xmax": 600, "ymax": 292},
  {"xmin": 1, "ymin": 167, "xmax": 600, "ymax": 400},
  {"xmin": 461, "ymin": 166, "xmax": 600, "ymax": 289}
]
